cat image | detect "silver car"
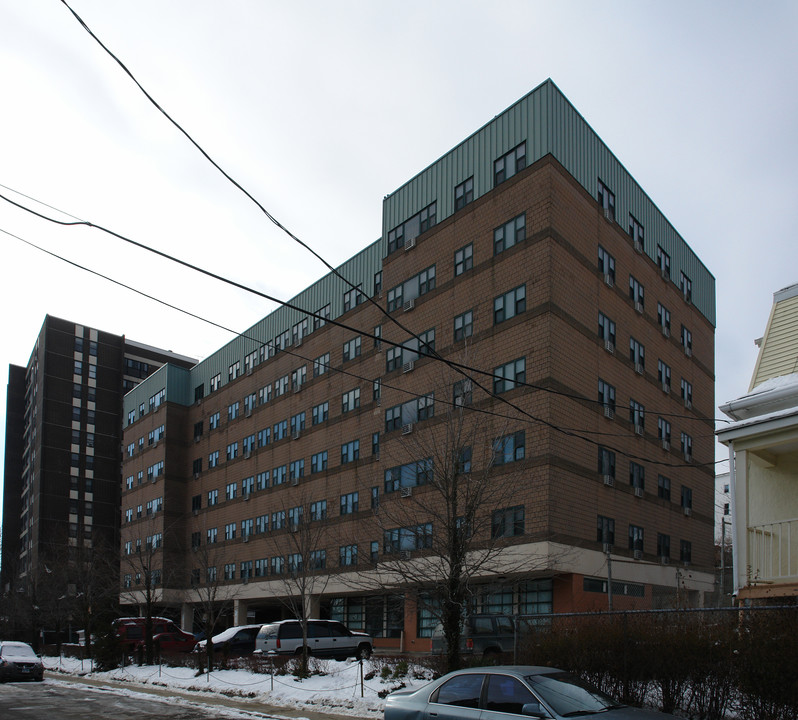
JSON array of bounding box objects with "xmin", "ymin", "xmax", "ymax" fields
[
  {"xmin": 255, "ymin": 619, "xmax": 372, "ymax": 660},
  {"xmin": 384, "ymin": 666, "xmax": 679, "ymax": 719}
]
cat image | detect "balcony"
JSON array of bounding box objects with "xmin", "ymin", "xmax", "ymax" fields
[{"xmin": 747, "ymin": 518, "xmax": 798, "ymax": 584}]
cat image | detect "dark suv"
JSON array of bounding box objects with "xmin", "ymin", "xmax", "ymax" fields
[
  {"xmin": 255, "ymin": 619, "xmax": 373, "ymax": 660},
  {"xmin": 430, "ymin": 614, "xmax": 515, "ymax": 659}
]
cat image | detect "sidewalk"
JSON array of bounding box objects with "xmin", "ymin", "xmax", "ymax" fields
[{"xmin": 48, "ymin": 668, "xmax": 378, "ymax": 720}]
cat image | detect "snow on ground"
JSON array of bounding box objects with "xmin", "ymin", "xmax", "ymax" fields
[{"xmin": 43, "ymin": 655, "xmax": 434, "ymax": 718}]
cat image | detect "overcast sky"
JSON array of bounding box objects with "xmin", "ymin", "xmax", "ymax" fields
[{"xmin": 2, "ymin": 1, "xmax": 797, "ymax": 527}]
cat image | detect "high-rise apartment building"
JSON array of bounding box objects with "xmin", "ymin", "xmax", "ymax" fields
[
  {"xmin": 1, "ymin": 316, "xmax": 195, "ymax": 604},
  {"xmin": 119, "ymin": 80, "xmax": 716, "ymax": 650}
]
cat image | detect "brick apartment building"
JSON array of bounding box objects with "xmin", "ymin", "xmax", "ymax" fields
[
  {"xmin": 1, "ymin": 316, "xmax": 194, "ymax": 607},
  {"xmin": 119, "ymin": 80, "xmax": 716, "ymax": 651}
]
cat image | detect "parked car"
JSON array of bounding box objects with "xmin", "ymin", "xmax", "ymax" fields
[
  {"xmin": 384, "ymin": 665, "xmax": 680, "ymax": 719},
  {"xmin": 113, "ymin": 616, "xmax": 187, "ymax": 650},
  {"xmin": 430, "ymin": 614, "xmax": 515, "ymax": 659},
  {"xmin": 147, "ymin": 629, "xmax": 197, "ymax": 653},
  {"xmin": 255, "ymin": 619, "xmax": 373, "ymax": 660},
  {"xmin": 195, "ymin": 624, "xmax": 262, "ymax": 657},
  {"xmin": 0, "ymin": 641, "xmax": 44, "ymax": 682}
]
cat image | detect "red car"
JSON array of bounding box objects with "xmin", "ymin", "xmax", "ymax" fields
[{"xmin": 147, "ymin": 629, "xmax": 197, "ymax": 653}]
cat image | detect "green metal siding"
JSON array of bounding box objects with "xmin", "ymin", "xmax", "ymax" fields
[{"xmin": 382, "ymin": 79, "xmax": 715, "ymax": 326}]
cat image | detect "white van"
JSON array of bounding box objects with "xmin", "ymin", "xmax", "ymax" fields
[{"xmin": 255, "ymin": 619, "xmax": 372, "ymax": 660}]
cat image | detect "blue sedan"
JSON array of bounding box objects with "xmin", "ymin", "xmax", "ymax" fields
[{"xmin": 384, "ymin": 666, "xmax": 678, "ymax": 719}]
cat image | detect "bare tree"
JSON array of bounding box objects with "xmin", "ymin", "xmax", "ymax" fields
[{"xmin": 365, "ymin": 367, "xmax": 561, "ymax": 671}]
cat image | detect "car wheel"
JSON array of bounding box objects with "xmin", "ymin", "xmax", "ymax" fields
[
  {"xmin": 482, "ymin": 648, "xmax": 501, "ymax": 664},
  {"xmin": 357, "ymin": 644, "xmax": 372, "ymax": 660},
  {"xmin": 294, "ymin": 646, "xmax": 311, "ymax": 657}
]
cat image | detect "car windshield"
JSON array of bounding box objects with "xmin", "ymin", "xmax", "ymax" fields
[
  {"xmin": 526, "ymin": 672, "xmax": 621, "ymax": 716},
  {"xmin": 1, "ymin": 643, "xmax": 37, "ymax": 659}
]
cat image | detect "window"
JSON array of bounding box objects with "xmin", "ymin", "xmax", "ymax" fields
[
  {"xmin": 314, "ymin": 303, "xmax": 331, "ymax": 331},
  {"xmin": 340, "ymin": 492, "xmax": 359, "ymax": 515},
  {"xmin": 206, "ymin": 527, "xmax": 218, "ymax": 544},
  {"xmin": 630, "ymin": 399, "xmax": 645, "ymax": 430},
  {"xmin": 270, "ymin": 557, "xmax": 285, "ymax": 576},
  {"xmin": 493, "ymin": 431, "xmax": 525, "ymax": 466},
  {"xmin": 287, "ymin": 553, "xmax": 303, "ymax": 573},
  {"xmin": 454, "ymin": 177, "xmax": 473, "ymax": 211},
  {"xmin": 387, "ymin": 265, "xmax": 437, "ymax": 312},
  {"xmin": 453, "ymin": 378, "xmax": 473, "ymax": 407},
  {"xmin": 226, "ymin": 442, "xmax": 239, "ymax": 461},
  {"xmin": 342, "ymin": 336, "xmax": 362, "ymax": 362},
  {"xmin": 493, "ymin": 284, "xmax": 526, "ymax": 324},
  {"xmin": 244, "ymin": 349, "xmax": 259, "ymax": 373},
  {"xmin": 292, "ymin": 318, "xmax": 309, "ymax": 346},
  {"xmin": 657, "ymin": 533, "xmax": 671, "ymax": 560},
  {"xmin": 288, "ymin": 505, "xmax": 303, "ymax": 529},
  {"xmin": 208, "ymin": 450, "xmax": 219, "ymax": 468},
  {"xmin": 630, "ymin": 337, "xmax": 645, "ymax": 370},
  {"xmin": 209, "ymin": 412, "xmax": 220, "ymax": 430},
  {"xmin": 208, "ymin": 489, "xmax": 218, "ymax": 506},
  {"xmin": 372, "ymin": 431, "xmax": 380, "ymax": 457},
  {"xmin": 273, "ymin": 419, "xmax": 288, "ymax": 441},
  {"xmin": 492, "ymin": 506, "xmax": 525, "ymax": 538},
  {"xmin": 274, "ymin": 375, "xmax": 290, "ymax": 397},
  {"xmin": 680, "ymin": 540, "xmax": 692, "ymax": 564},
  {"xmin": 291, "ymin": 366, "xmax": 306, "ymax": 391},
  {"xmin": 256, "ymin": 471, "xmax": 269, "ymax": 490},
  {"xmin": 658, "ymin": 417, "xmax": 671, "ymax": 445},
  {"xmin": 657, "ymin": 245, "xmax": 671, "ymax": 278},
  {"xmin": 598, "ymin": 312, "xmax": 616, "ymax": 347},
  {"xmin": 242, "ymin": 433, "xmax": 256, "ymax": 455},
  {"xmin": 681, "ymin": 485, "xmax": 693, "ymax": 511},
  {"xmin": 598, "ymin": 379, "xmax": 616, "ymax": 413},
  {"xmin": 657, "ymin": 475, "xmax": 671, "ymax": 501},
  {"xmin": 225, "ymin": 482, "xmax": 237, "ymax": 501},
  {"xmin": 312, "ymin": 401, "xmax": 329, "ymax": 425},
  {"xmin": 311, "ymin": 451, "xmax": 328, "ymax": 473},
  {"xmin": 241, "ymin": 519, "xmax": 254, "ymax": 539},
  {"xmin": 259, "ymin": 384, "xmax": 272, "ymax": 405},
  {"xmin": 454, "ymin": 244, "xmax": 473, "ymax": 276},
  {"xmin": 341, "ymin": 440, "xmax": 360, "ymax": 464},
  {"xmin": 384, "ymin": 458, "xmax": 433, "ymax": 492},
  {"xmin": 597, "ymin": 515, "xmax": 615, "ymax": 545},
  {"xmin": 494, "ymin": 213, "xmax": 526, "ymax": 255},
  {"xmin": 210, "ymin": 373, "xmax": 221, "ymax": 392},
  {"xmin": 681, "ymin": 379, "xmax": 693, "ymax": 407},
  {"xmin": 271, "ymin": 510, "xmax": 286, "ymax": 530},
  {"xmin": 374, "ymin": 271, "xmax": 382, "ymax": 297},
  {"xmin": 290, "ymin": 411, "xmax": 306, "ymax": 435},
  {"xmin": 340, "ymin": 544, "xmax": 358, "ymax": 567},
  {"xmin": 313, "ymin": 352, "xmax": 331, "ymax": 377},
  {"xmin": 310, "ymin": 500, "xmax": 327, "ymax": 521},
  {"xmin": 387, "ymin": 202, "xmax": 437, "ymax": 255},
  {"xmin": 629, "ymin": 214, "xmax": 644, "ymax": 246},
  {"xmin": 310, "ymin": 550, "xmax": 326, "ymax": 570},
  {"xmin": 386, "ymin": 329, "xmax": 435, "ymax": 371},
  {"xmin": 228, "ymin": 361, "xmax": 241, "ymax": 382},
  {"xmin": 629, "ymin": 275, "xmax": 645, "ymax": 309},
  {"xmin": 342, "ymin": 387, "xmax": 361, "ymax": 413},
  {"xmin": 242, "ymin": 476, "xmax": 255, "ymax": 495},
  {"xmin": 254, "ymin": 558, "xmax": 268, "ymax": 576},
  {"xmin": 224, "ymin": 523, "xmax": 236, "ymax": 541},
  {"xmin": 681, "ymin": 433, "xmax": 693, "ymax": 460},
  {"xmin": 629, "ymin": 462, "xmax": 645, "ymax": 490},
  {"xmin": 494, "ymin": 142, "xmax": 526, "ymax": 185},
  {"xmin": 370, "ymin": 541, "xmax": 379, "ymax": 563},
  {"xmin": 657, "ymin": 302, "xmax": 671, "ymax": 335},
  {"xmin": 681, "ymin": 325, "xmax": 693, "ymax": 355},
  {"xmin": 273, "ymin": 465, "xmax": 287, "ymax": 485},
  {"xmin": 598, "ymin": 245, "xmax": 615, "ymax": 283},
  {"xmin": 453, "ymin": 310, "xmax": 473, "ymax": 341},
  {"xmin": 258, "ymin": 427, "xmax": 271, "ymax": 447},
  {"xmin": 658, "ymin": 360, "xmax": 671, "ymax": 391},
  {"xmin": 598, "ymin": 447, "xmax": 616, "ymax": 478},
  {"xmin": 289, "ymin": 459, "xmax": 304, "ymax": 481},
  {"xmin": 598, "ymin": 179, "xmax": 615, "ymax": 220},
  {"xmin": 384, "ymin": 393, "xmax": 434, "ymax": 431},
  {"xmin": 629, "ymin": 525, "xmax": 644, "ymax": 552},
  {"xmin": 373, "ymin": 380, "xmax": 381, "ymax": 404},
  {"xmin": 384, "ymin": 523, "xmax": 433, "ymax": 554},
  {"xmin": 680, "ymin": 272, "xmax": 692, "ymax": 303},
  {"xmin": 224, "ymin": 563, "xmax": 235, "ymax": 581},
  {"xmin": 493, "ymin": 357, "xmax": 525, "ymax": 394}
]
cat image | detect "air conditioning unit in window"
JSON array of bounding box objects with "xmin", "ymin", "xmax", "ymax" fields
[
  {"xmin": 242, "ymin": 577, "xmax": 249, "ymax": 585},
  {"xmin": 292, "ymin": 431, "xmax": 301, "ymax": 441},
  {"xmin": 293, "ymin": 383, "xmax": 303, "ymax": 394},
  {"xmin": 662, "ymin": 383, "xmax": 671, "ymax": 394},
  {"xmin": 296, "ymin": 336, "xmax": 303, "ymax": 347},
  {"xmin": 604, "ymin": 340, "xmax": 614, "ymax": 354},
  {"xmin": 661, "ymin": 440, "xmax": 670, "ymax": 451},
  {"xmin": 193, "ymin": 472, "xmax": 200, "ymax": 480},
  {"xmin": 660, "ymin": 556, "xmax": 670, "ymax": 565},
  {"xmin": 685, "ymin": 453, "xmax": 693, "ymax": 463},
  {"xmin": 244, "ymin": 492, "xmax": 250, "ymax": 501},
  {"xmin": 194, "ymin": 436, "xmax": 201, "ymax": 443},
  {"xmin": 684, "ymin": 399, "xmax": 693, "ymax": 410},
  {"xmin": 603, "ymin": 208, "xmax": 613, "ymax": 222},
  {"xmin": 634, "ymin": 301, "xmax": 643, "ymax": 314},
  {"xmin": 604, "ymin": 273, "xmax": 614, "ymax": 288},
  {"xmin": 291, "ymin": 477, "xmax": 299, "ymax": 487},
  {"xmin": 604, "ymin": 407, "xmax": 614, "ymax": 420},
  {"xmin": 634, "ymin": 487, "xmax": 644, "ymax": 498},
  {"xmin": 661, "ymin": 267, "xmax": 669, "ymax": 281},
  {"xmin": 635, "ymin": 363, "xmax": 644, "ymax": 375},
  {"xmin": 247, "ymin": 367, "xmax": 253, "ymax": 376},
  {"xmin": 245, "ymin": 408, "xmax": 252, "ymax": 418},
  {"xmin": 401, "ymin": 423, "xmax": 414, "ymax": 435},
  {"xmin": 634, "ymin": 240, "xmax": 643, "ymax": 254},
  {"xmin": 400, "ymin": 486, "xmax": 413, "ymax": 498},
  {"xmin": 403, "ymin": 298, "xmax": 415, "ymax": 312},
  {"xmin": 244, "ymin": 450, "xmax": 252, "ymax": 460},
  {"xmin": 404, "ymin": 237, "xmax": 416, "ymax": 251},
  {"xmin": 402, "ymin": 361, "xmax": 415, "ymax": 374},
  {"xmin": 603, "ymin": 475, "xmax": 614, "ymax": 487},
  {"xmin": 634, "ymin": 550, "xmax": 643, "ymax": 560},
  {"xmin": 685, "ymin": 346, "xmax": 692, "ymax": 358},
  {"xmin": 243, "ymin": 535, "xmax": 249, "ymax": 543},
  {"xmin": 634, "ymin": 425, "xmax": 644, "ymax": 437},
  {"xmin": 661, "ymin": 326, "xmax": 670, "ymax": 338},
  {"xmin": 290, "ymin": 523, "xmax": 299, "ymax": 533},
  {"xmin": 192, "ymin": 509, "xmax": 199, "ymax": 517},
  {"xmin": 400, "ymin": 549, "xmax": 412, "ymax": 560},
  {"xmin": 684, "ymin": 507, "xmax": 692, "ymax": 517}
]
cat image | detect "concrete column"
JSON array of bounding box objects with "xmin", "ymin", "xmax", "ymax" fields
[
  {"xmin": 180, "ymin": 603, "xmax": 194, "ymax": 633},
  {"xmin": 307, "ymin": 594, "xmax": 321, "ymax": 619},
  {"xmin": 234, "ymin": 599, "xmax": 247, "ymax": 626}
]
